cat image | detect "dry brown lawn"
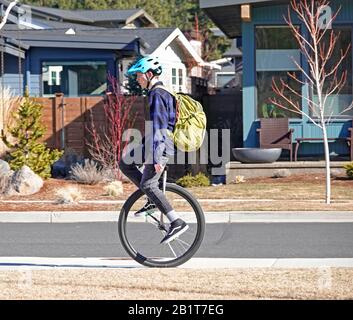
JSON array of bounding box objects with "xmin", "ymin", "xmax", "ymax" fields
[
  {"xmin": 0, "ymin": 173, "xmax": 353, "ymax": 211},
  {"xmin": 0, "ymin": 268, "xmax": 352, "ymax": 300}
]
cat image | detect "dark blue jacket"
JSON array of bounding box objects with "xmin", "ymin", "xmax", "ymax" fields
[{"xmin": 144, "ymin": 81, "xmax": 176, "ymax": 164}]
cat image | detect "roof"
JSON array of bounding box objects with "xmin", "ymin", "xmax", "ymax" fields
[
  {"xmin": 2, "ymin": 28, "xmax": 141, "ymax": 51},
  {"xmin": 15, "ymin": 26, "xmax": 175, "ymax": 54},
  {"xmin": 29, "ymin": 18, "xmax": 108, "ymax": 30},
  {"xmin": 75, "ymin": 8, "xmax": 158, "ymax": 26},
  {"xmin": 96, "ymin": 28, "xmax": 176, "ymax": 54},
  {"xmin": 30, "ymin": 5, "xmax": 94, "ymax": 23},
  {"xmin": 1, "ymin": 24, "xmax": 197, "ymax": 58},
  {"xmin": 200, "ymin": 0, "xmax": 289, "ymax": 38},
  {"xmin": 200, "ymin": 0, "xmax": 278, "ymax": 8},
  {"xmin": 28, "ymin": 5, "xmax": 158, "ymax": 27},
  {"xmin": 102, "ymin": 27, "xmax": 204, "ymax": 64},
  {"xmin": 74, "ymin": 9, "xmax": 141, "ymax": 21},
  {"xmin": 0, "ymin": 36, "xmax": 25, "ymax": 58},
  {"xmin": 223, "ymin": 39, "xmax": 242, "ymax": 57}
]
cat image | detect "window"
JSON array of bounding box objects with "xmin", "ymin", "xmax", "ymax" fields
[
  {"xmin": 172, "ymin": 68, "xmax": 177, "ymax": 85},
  {"xmin": 256, "ymin": 26, "xmax": 301, "ymax": 118},
  {"xmin": 312, "ymin": 27, "xmax": 353, "ymax": 117},
  {"xmin": 216, "ymin": 73, "xmax": 235, "ymax": 88},
  {"xmin": 42, "ymin": 61, "xmax": 107, "ymax": 97},
  {"xmin": 178, "ymin": 69, "xmax": 183, "ymax": 86},
  {"xmin": 257, "ymin": 71, "xmax": 302, "ymax": 118},
  {"xmin": 256, "ymin": 26, "xmax": 299, "ymax": 49},
  {"xmin": 51, "ymin": 71, "xmax": 57, "ymax": 86},
  {"xmin": 171, "ymin": 67, "xmax": 185, "ymax": 92}
]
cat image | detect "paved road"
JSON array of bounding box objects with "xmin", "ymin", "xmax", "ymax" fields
[{"xmin": 0, "ymin": 222, "xmax": 352, "ymax": 258}]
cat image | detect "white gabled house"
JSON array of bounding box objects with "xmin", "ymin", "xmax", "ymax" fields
[{"xmin": 121, "ymin": 27, "xmax": 220, "ymax": 94}]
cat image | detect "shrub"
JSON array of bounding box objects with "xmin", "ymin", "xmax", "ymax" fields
[
  {"xmin": 70, "ymin": 159, "xmax": 109, "ymax": 185},
  {"xmin": 176, "ymin": 172, "xmax": 210, "ymax": 188},
  {"xmin": 234, "ymin": 175, "xmax": 245, "ymax": 184},
  {"xmin": 55, "ymin": 186, "xmax": 83, "ymax": 204},
  {"xmin": 103, "ymin": 180, "xmax": 124, "ymax": 197},
  {"xmin": 344, "ymin": 162, "xmax": 353, "ymax": 178},
  {"xmin": 1, "ymin": 92, "xmax": 63, "ymax": 179}
]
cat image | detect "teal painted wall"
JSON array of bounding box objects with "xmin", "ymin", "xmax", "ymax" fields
[{"xmin": 242, "ymin": 0, "xmax": 352, "ymax": 157}]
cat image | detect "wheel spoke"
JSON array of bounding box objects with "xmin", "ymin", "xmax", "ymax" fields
[
  {"xmin": 174, "ymin": 237, "xmax": 191, "ymax": 250},
  {"xmin": 166, "ymin": 243, "xmax": 178, "ymax": 258}
]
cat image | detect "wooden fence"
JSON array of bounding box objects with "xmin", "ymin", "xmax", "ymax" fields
[{"xmin": 35, "ymin": 93, "xmax": 146, "ymax": 158}]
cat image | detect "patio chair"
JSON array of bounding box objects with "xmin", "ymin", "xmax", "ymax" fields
[{"xmin": 256, "ymin": 118, "xmax": 294, "ymax": 161}]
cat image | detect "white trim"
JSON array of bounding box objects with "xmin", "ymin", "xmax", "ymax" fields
[
  {"xmin": 125, "ymin": 9, "xmax": 159, "ymax": 28},
  {"xmin": 153, "ymin": 28, "xmax": 203, "ymax": 64},
  {"xmin": 211, "ymin": 57, "xmax": 233, "ymax": 65}
]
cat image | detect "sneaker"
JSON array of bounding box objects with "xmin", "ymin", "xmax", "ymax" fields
[
  {"xmin": 134, "ymin": 200, "xmax": 157, "ymax": 217},
  {"xmin": 160, "ymin": 219, "xmax": 189, "ymax": 244}
]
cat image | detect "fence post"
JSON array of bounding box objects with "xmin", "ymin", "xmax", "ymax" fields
[{"xmin": 54, "ymin": 93, "xmax": 64, "ymax": 150}]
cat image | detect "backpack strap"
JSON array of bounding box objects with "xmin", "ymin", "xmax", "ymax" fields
[{"xmin": 152, "ymin": 85, "xmax": 179, "ymax": 120}]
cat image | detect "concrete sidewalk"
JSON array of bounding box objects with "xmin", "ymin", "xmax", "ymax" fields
[
  {"xmin": 0, "ymin": 211, "xmax": 353, "ymax": 223},
  {"xmin": 0, "ymin": 257, "xmax": 353, "ymax": 270}
]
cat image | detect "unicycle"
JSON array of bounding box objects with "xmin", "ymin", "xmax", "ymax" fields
[{"xmin": 118, "ymin": 167, "xmax": 205, "ymax": 268}]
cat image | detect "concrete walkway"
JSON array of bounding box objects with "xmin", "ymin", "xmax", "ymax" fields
[
  {"xmin": 0, "ymin": 210, "xmax": 352, "ymax": 223},
  {"xmin": 0, "ymin": 257, "xmax": 353, "ymax": 270}
]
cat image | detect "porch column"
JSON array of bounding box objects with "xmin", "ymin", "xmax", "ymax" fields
[
  {"xmin": 25, "ymin": 49, "xmax": 31, "ymax": 95},
  {"xmin": 242, "ymin": 21, "xmax": 257, "ymax": 147}
]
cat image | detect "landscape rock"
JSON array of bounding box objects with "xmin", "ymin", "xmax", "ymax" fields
[
  {"xmin": 272, "ymin": 169, "xmax": 291, "ymax": 178},
  {"xmin": 330, "ymin": 168, "xmax": 344, "ymax": 178},
  {"xmin": 0, "ymin": 159, "xmax": 11, "ymax": 176},
  {"xmin": 5, "ymin": 165, "xmax": 44, "ymax": 196}
]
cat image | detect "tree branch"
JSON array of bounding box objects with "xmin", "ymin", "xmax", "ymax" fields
[{"xmin": 0, "ymin": 0, "xmax": 19, "ymax": 30}]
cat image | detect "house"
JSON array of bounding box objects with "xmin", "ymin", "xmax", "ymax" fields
[
  {"xmin": 0, "ymin": 1, "xmax": 147, "ymax": 97},
  {"xmin": 208, "ymin": 39, "xmax": 243, "ymax": 93},
  {"xmin": 1, "ymin": 27, "xmax": 143, "ymax": 97},
  {"xmin": 200, "ymin": 0, "xmax": 353, "ymax": 159},
  {"xmin": 114, "ymin": 27, "xmax": 220, "ymax": 94},
  {"xmin": 0, "ymin": 1, "xmax": 217, "ymax": 97},
  {"xmin": 207, "ymin": 28, "xmax": 243, "ymax": 92}
]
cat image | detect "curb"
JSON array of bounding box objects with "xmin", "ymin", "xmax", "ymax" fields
[{"xmin": 0, "ymin": 211, "xmax": 353, "ymax": 223}]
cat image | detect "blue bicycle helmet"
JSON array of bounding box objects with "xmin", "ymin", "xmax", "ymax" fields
[{"xmin": 127, "ymin": 56, "xmax": 162, "ymax": 76}]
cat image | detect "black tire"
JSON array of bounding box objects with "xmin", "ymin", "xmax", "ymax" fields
[{"xmin": 118, "ymin": 183, "xmax": 205, "ymax": 268}]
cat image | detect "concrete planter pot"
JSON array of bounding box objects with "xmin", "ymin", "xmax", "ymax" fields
[{"xmin": 232, "ymin": 148, "xmax": 282, "ymax": 163}]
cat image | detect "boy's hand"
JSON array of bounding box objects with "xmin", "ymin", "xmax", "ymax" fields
[{"xmin": 154, "ymin": 164, "xmax": 165, "ymax": 173}]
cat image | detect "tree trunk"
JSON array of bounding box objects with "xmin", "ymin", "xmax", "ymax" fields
[{"xmin": 322, "ymin": 125, "xmax": 331, "ymax": 204}]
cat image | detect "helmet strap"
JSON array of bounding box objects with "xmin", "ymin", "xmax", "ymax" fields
[{"xmin": 146, "ymin": 72, "xmax": 156, "ymax": 90}]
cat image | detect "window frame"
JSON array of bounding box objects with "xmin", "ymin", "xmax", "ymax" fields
[
  {"xmin": 41, "ymin": 59, "xmax": 108, "ymax": 97},
  {"xmin": 171, "ymin": 65, "xmax": 186, "ymax": 92},
  {"xmin": 255, "ymin": 24, "xmax": 303, "ymax": 120},
  {"xmin": 308, "ymin": 24, "xmax": 353, "ymax": 119}
]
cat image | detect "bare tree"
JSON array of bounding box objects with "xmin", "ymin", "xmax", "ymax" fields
[
  {"xmin": 85, "ymin": 75, "xmax": 137, "ymax": 181},
  {"xmin": 0, "ymin": 0, "xmax": 19, "ymax": 30},
  {"xmin": 270, "ymin": 0, "xmax": 353, "ymax": 204}
]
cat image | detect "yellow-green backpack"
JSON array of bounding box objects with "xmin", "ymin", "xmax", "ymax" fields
[{"xmin": 155, "ymin": 86, "xmax": 207, "ymax": 152}]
